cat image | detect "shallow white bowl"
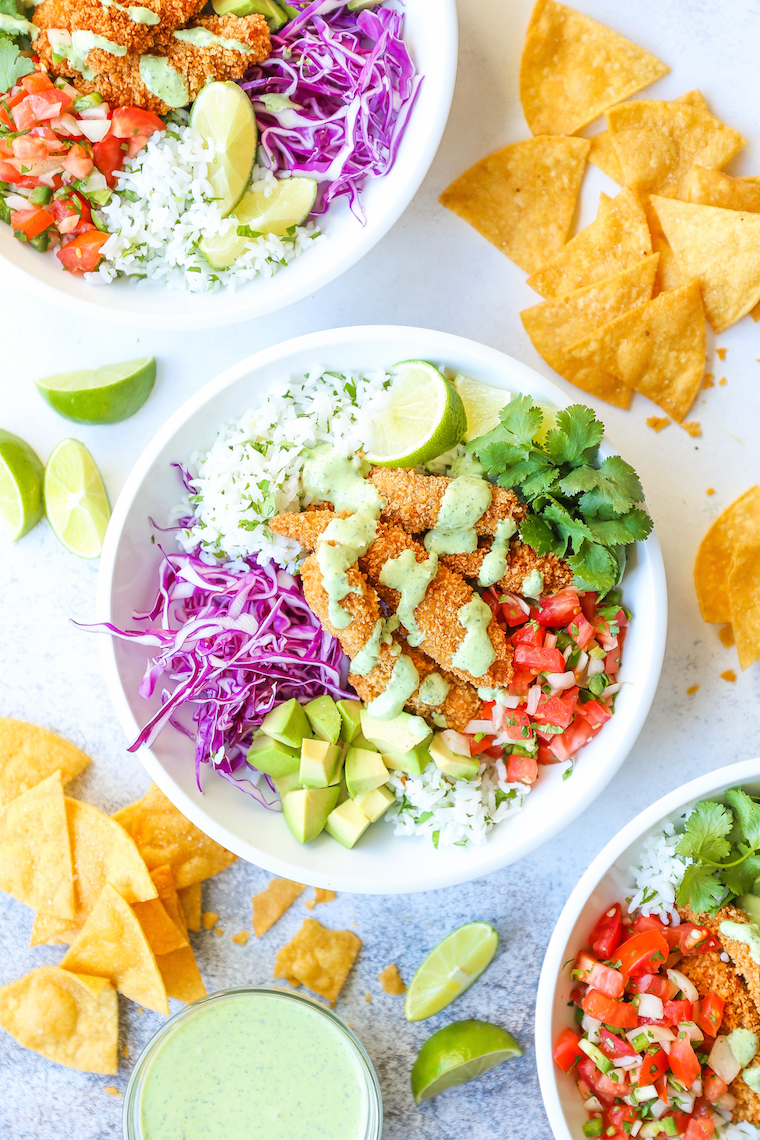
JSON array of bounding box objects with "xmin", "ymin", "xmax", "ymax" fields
[
  {"xmin": 96, "ymin": 325, "xmax": 667, "ymax": 893},
  {"xmin": 535, "ymin": 757, "xmax": 760, "ymax": 1140},
  {"xmin": 0, "ymin": 0, "xmax": 457, "ymax": 330}
]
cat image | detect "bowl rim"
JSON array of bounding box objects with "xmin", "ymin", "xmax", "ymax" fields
[
  {"xmin": 95, "ymin": 323, "xmax": 668, "ymax": 893},
  {"xmin": 534, "ymin": 755, "xmax": 760, "ymax": 1140},
  {"xmin": 0, "ymin": 0, "xmax": 458, "ymax": 331}
]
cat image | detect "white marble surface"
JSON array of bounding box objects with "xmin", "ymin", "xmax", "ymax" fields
[{"xmin": 2, "ymin": 0, "xmax": 760, "ymax": 1136}]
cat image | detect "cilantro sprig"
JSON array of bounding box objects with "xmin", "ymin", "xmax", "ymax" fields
[
  {"xmin": 675, "ymin": 789, "xmax": 760, "ymax": 913},
  {"xmin": 467, "ymin": 396, "xmax": 653, "ymax": 596}
]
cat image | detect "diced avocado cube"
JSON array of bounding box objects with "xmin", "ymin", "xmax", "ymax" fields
[
  {"xmin": 740, "ymin": 894, "xmax": 760, "ymax": 925},
  {"xmin": 246, "ymin": 734, "xmax": 300, "ymax": 778},
  {"xmin": 381, "ymin": 738, "xmax": 432, "ymax": 776},
  {"xmin": 744, "ymin": 1064, "xmax": 760, "ymax": 1094},
  {"xmin": 305, "ymin": 695, "xmax": 342, "ymax": 744},
  {"xmin": 336, "ymin": 699, "xmax": 363, "ymax": 743},
  {"xmin": 360, "ymin": 710, "xmax": 431, "ymax": 754},
  {"xmin": 351, "ymin": 733, "xmax": 379, "ymax": 753},
  {"xmin": 729, "ymin": 1028, "xmax": 759, "ymax": 1067},
  {"xmin": 429, "ymin": 734, "xmax": 479, "ymax": 781},
  {"xmin": 353, "ymin": 784, "xmax": 395, "ymax": 823},
  {"xmin": 345, "ymin": 747, "xmax": 389, "ymax": 799},
  {"xmin": 281, "ymin": 786, "xmax": 339, "ymax": 844},
  {"xmin": 212, "ymin": 0, "xmax": 286, "ymax": 26},
  {"xmin": 325, "ymin": 800, "xmax": 370, "ymax": 849},
  {"xmin": 299, "ymin": 738, "xmax": 342, "ymax": 788},
  {"xmin": 272, "ymin": 769, "xmax": 302, "ymax": 797},
  {"xmin": 259, "ymin": 698, "xmax": 311, "ymax": 749},
  {"xmin": 336, "ymin": 776, "xmax": 350, "ymax": 806}
]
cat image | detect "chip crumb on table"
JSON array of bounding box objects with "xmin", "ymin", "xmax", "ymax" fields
[
  {"xmin": 719, "ymin": 377, "xmax": 727, "ymax": 386},
  {"xmin": 686, "ymin": 685, "xmax": 700, "ymax": 696},
  {"xmin": 717, "ymin": 348, "xmax": 728, "ymax": 360},
  {"xmin": 253, "ymin": 878, "xmax": 306, "ymax": 937},
  {"xmin": 721, "ymin": 669, "xmax": 737, "ymax": 683},
  {"xmin": 719, "ymin": 624, "xmax": 736, "ymax": 648},
  {"xmin": 305, "ymin": 888, "xmax": 337, "ymax": 911},
  {"xmin": 365, "ymin": 993, "xmax": 372, "ymax": 1002},
  {"xmin": 682, "ymin": 422, "xmax": 702, "ymax": 438},
  {"xmin": 231, "ymin": 931, "xmax": 250, "ymax": 945},
  {"xmin": 706, "ymin": 488, "xmax": 716, "ymax": 496},
  {"xmin": 377, "ymin": 964, "xmax": 407, "ymax": 995},
  {"xmin": 703, "ymin": 373, "xmax": 714, "ymax": 388},
  {"xmin": 103, "ymin": 1087, "xmax": 122, "ymax": 1098},
  {"xmin": 213, "ymin": 927, "xmax": 224, "ymax": 936},
  {"xmin": 202, "ymin": 911, "xmax": 219, "ymax": 930},
  {"xmin": 646, "ymin": 416, "xmax": 670, "ymax": 432}
]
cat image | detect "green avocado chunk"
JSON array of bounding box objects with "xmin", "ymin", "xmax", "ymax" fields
[
  {"xmin": 259, "ymin": 698, "xmax": 311, "ymax": 749},
  {"xmin": 299, "ymin": 738, "xmax": 342, "ymax": 789},
  {"xmin": 353, "ymin": 784, "xmax": 395, "ymax": 822},
  {"xmin": 336, "ymin": 699, "xmax": 363, "ymax": 743},
  {"xmin": 429, "ymin": 734, "xmax": 479, "ymax": 781},
  {"xmin": 305, "ymin": 695, "xmax": 342, "ymax": 743},
  {"xmin": 345, "ymin": 747, "xmax": 389, "ymax": 799},
  {"xmin": 325, "ymin": 800, "xmax": 370, "ymax": 849},
  {"xmin": 360, "ymin": 710, "xmax": 431, "ymax": 754},
  {"xmin": 272, "ymin": 770, "xmax": 302, "ymax": 797},
  {"xmin": 281, "ymin": 786, "xmax": 340, "ymax": 844},
  {"xmin": 739, "ymin": 894, "xmax": 760, "ymax": 926},
  {"xmin": 381, "ymin": 738, "xmax": 431, "ymax": 776},
  {"xmin": 246, "ymin": 734, "xmax": 300, "ymax": 777}
]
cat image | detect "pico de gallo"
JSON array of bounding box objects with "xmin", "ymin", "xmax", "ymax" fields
[
  {"xmin": 554, "ymin": 902, "xmax": 752, "ymax": 1139},
  {"xmin": 0, "ymin": 66, "xmax": 164, "ymax": 272}
]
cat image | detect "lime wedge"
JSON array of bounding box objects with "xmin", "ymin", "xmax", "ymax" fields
[
  {"xmin": 190, "ymin": 81, "xmax": 258, "ymax": 216},
  {"xmin": 43, "ymin": 439, "xmax": 110, "ymax": 559},
  {"xmin": 454, "ymin": 375, "xmax": 510, "ymax": 443},
  {"xmin": 34, "ymin": 357, "xmax": 156, "ymax": 425},
  {"xmin": 411, "ymin": 1020, "xmax": 522, "ymax": 1104},
  {"xmin": 404, "ymin": 921, "xmax": 499, "ymax": 1022},
  {"xmin": 363, "ymin": 361, "xmax": 467, "ymax": 468},
  {"xmin": 199, "ymin": 176, "xmax": 318, "ymax": 268},
  {"xmin": 533, "ymin": 401, "xmax": 558, "ymax": 445},
  {"xmin": 0, "ymin": 428, "xmax": 44, "ymax": 542}
]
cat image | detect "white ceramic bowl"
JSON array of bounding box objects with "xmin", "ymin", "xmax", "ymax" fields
[
  {"xmin": 96, "ymin": 324, "xmax": 667, "ymax": 894},
  {"xmin": 0, "ymin": 0, "xmax": 457, "ymax": 331},
  {"xmin": 535, "ymin": 757, "xmax": 760, "ymax": 1140}
]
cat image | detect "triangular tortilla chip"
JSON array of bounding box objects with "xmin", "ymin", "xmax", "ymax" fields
[
  {"xmin": 567, "ymin": 281, "xmax": 706, "ymax": 422},
  {"xmin": 253, "ymin": 878, "xmax": 305, "ymax": 937},
  {"xmin": 651, "ymin": 197, "xmax": 760, "ymax": 332},
  {"xmin": 728, "ymin": 544, "xmax": 760, "ymax": 672},
  {"xmin": 132, "ymin": 896, "xmax": 188, "ymax": 956},
  {"xmin": 589, "ymin": 90, "xmax": 709, "ymax": 184},
  {"xmin": 273, "ymin": 919, "xmax": 361, "ymax": 1005},
  {"xmin": 520, "ymin": 0, "xmax": 668, "ymax": 136},
  {"xmin": 695, "ymin": 487, "xmax": 760, "ymax": 624},
  {"xmin": 0, "ymin": 966, "xmax": 117, "ymax": 1074},
  {"xmin": 640, "ymin": 194, "xmax": 688, "ymax": 297},
  {"xmin": 112, "ymin": 797, "xmax": 144, "ymax": 834},
  {"xmin": 178, "ymin": 882, "xmax": 201, "ymax": 932},
  {"xmin": 608, "ymin": 101, "xmax": 745, "ymax": 198},
  {"xmin": 0, "ymin": 719, "xmax": 90, "ymax": 809},
  {"xmin": 148, "ymin": 865, "xmax": 206, "ymax": 1003},
  {"xmin": 684, "ymin": 166, "xmax": 760, "ymax": 214},
  {"xmin": 30, "ymin": 799, "xmax": 156, "ymax": 946},
  {"xmin": 127, "ymin": 783, "xmax": 237, "ymax": 889},
  {"xmin": 150, "ymin": 865, "xmax": 187, "ymax": 936},
  {"xmin": 61, "ymin": 883, "xmax": 169, "ymax": 1015},
  {"xmin": 0, "ymin": 771, "xmax": 74, "ymax": 919},
  {"xmin": 440, "ymin": 136, "xmax": 590, "ymax": 273},
  {"xmin": 527, "ymin": 188, "xmax": 651, "ymax": 298},
  {"xmin": 521, "ymin": 254, "xmax": 659, "ymax": 407}
]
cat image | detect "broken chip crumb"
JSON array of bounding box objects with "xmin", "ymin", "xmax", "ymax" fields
[
  {"xmin": 717, "ymin": 348, "xmax": 727, "ymax": 361},
  {"xmin": 231, "ymin": 931, "xmax": 250, "ymax": 945},
  {"xmin": 719, "ymin": 624, "xmax": 735, "ymax": 648},
  {"xmin": 305, "ymin": 888, "xmax": 337, "ymax": 911},
  {"xmin": 721, "ymin": 669, "xmax": 737, "ymax": 682},
  {"xmin": 104, "ymin": 1087, "xmax": 122, "ymax": 1098},
  {"xmin": 202, "ymin": 911, "xmax": 219, "ymax": 930},
  {"xmin": 273, "ymin": 919, "xmax": 361, "ymax": 1004},
  {"xmin": 686, "ymin": 685, "xmax": 700, "ymax": 696},
  {"xmin": 646, "ymin": 416, "xmax": 670, "ymax": 432},
  {"xmin": 377, "ymin": 964, "xmax": 406, "ymax": 995},
  {"xmin": 213, "ymin": 927, "xmax": 223, "ymax": 937},
  {"xmin": 682, "ymin": 421, "xmax": 702, "ymax": 438},
  {"xmin": 706, "ymin": 488, "xmax": 716, "ymax": 496},
  {"xmin": 703, "ymin": 373, "xmax": 714, "ymax": 388},
  {"xmin": 719, "ymin": 377, "xmax": 727, "ymax": 386},
  {"xmin": 121, "ymin": 1044, "xmax": 129, "ymax": 1058},
  {"xmin": 253, "ymin": 878, "xmax": 306, "ymax": 937},
  {"xmin": 365, "ymin": 993, "xmax": 372, "ymax": 1003}
]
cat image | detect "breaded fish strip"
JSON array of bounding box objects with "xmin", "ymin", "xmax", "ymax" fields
[
  {"xmin": 33, "ymin": 0, "xmax": 160, "ymax": 56},
  {"xmin": 680, "ymin": 904, "xmax": 760, "ymax": 1024},
  {"xmin": 440, "ymin": 540, "xmax": 573, "ymax": 596},
  {"xmin": 367, "ymin": 467, "xmax": 527, "ymax": 535}
]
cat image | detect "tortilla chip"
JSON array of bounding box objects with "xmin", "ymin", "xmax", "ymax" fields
[
  {"xmin": 684, "ymin": 167, "xmax": 760, "ymax": 214},
  {"xmin": 60, "ymin": 883, "xmax": 169, "ymax": 1015},
  {"xmin": 728, "ymin": 545, "xmax": 760, "ymax": 671},
  {"xmin": 589, "ymin": 91, "xmax": 709, "ymax": 184},
  {"xmin": 132, "ymin": 896, "xmax": 188, "ymax": 957},
  {"xmin": 273, "ymin": 919, "xmax": 361, "ymax": 1004},
  {"xmin": 694, "ymin": 487, "xmax": 760, "ymax": 624},
  {"xmin": 440, "ymin": 136, "xmax": 590, "ymax": 273},
  {"xmin": 527, "ymin": 189, "xmax": 651, "ymax": 299},
  {"xmin": 0, "ymin": 771, "xmax": 75, "ymax": 919},
  {"xmin": 149, "ymin": 866, "xmax": 187, "ymax": 937},
  {"xmin": 155, "ymin": 945, "xmax": 206, "ymax": 1003},
  {"xmin": 0, "ymin": 719, "xmax": 90, "ymax": 810},
  {"xmin": 111, "ymin": 798, "xmax": 144, "ymax": 834},
  {"xmin": 0, "ymin": 967, "xmax": 117, "ymax": 1074},
  {"xmin": 253, "ymin": 878, "xmax": 306, "ymax": 937},
  {"xmin": 305, "ymin": 888, "xmax": 337, "ymax": 911},
  {"xmin": 608, "ymin": 101, "xmax": 745, "ymax": 199},
  {"xmin": 651, "ymin": 197, "xmax": 760, "ymax": 332},
  {"xmin": 521, "ymin": 253, "xmax": 659, "ymax": 407},
  {"xmin": 520, "ymin": 0, "xmax": 668, "ymax": 136},
  {"xmin": 567, "ymin": 281, "xmax": 706, "ymax": 422},
  {"xmin": 178, "ymin": 882, "xmax": 201, "ymax": 932},
  {"xmin": 126, "ymin": 783, "xmax": 237, "ymax": 888},
  {"xmin": 640, "ymin": 193, "xmax": 688, "ymax": 297},
  {"xmin": 378, "ymin": 964, "xmax": 406, "ymax": 995}
]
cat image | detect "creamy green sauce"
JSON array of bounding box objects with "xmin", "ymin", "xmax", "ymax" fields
[
  {"xmin": 379, "ymin": 549, "xmax": 438, "ymax": 647},
  {"xmin": 424, "ymin": 475, "xmax": 492, "ymax": 556},
  {"xmin": 478, "ymin": 685, "xmax": 510, "ymax": 703},
  {"xmin": 432, "ymin": 711, "xmax": 448, "ymax": 728},
  {"xmin": 174, "ymin": 26, "xmax": 254, "ymax": 51},
  {"xmin": 521, "ymin": 568, "xmax": 544, "ymax": 599},
  {"xmin": 366, "ymin": 652, "xmax": 419, "ymax": 720},
  {"xmin": 452, "ymin": 596, "xmax": 496, "ymax": 677},
  {"xmin": 99, "ymin": 0, "xmax": 160, "ymax": 23},
  {"xmin": 72, "ymin": 29, "xmax": 127, "ymax": 55},
  {"xmin": 720, "ymin": 920, "xmax": 760, "ymax": 964},
  {"xmin": 350, "ymin": 619, "xmax": 383, "ymax": 676},
  {"xmin": 316, "ymin": 509, "xmax": 377, "ymax": 630},
  {"xmin": 139, "ymin": 55, "xmax": 189, "ymax": 107},
  {"xmin": 448, "ymin": 453, "xmax": 484, "ymax": 479},
  {"xmin": 303, "ymin": 445, "xmax": 382, "ymax": 518},
  {"xmin": 139, "ymin": 992, "xmax": 369, "ymax": 1140},
  {"xmin": 0, "ymin": 12, "xmax": 37, "ymax": 38},
  {"xmin": 48, "ymin": 28, "xmax": 112, "ymax": 75},
  {"xmin": 478, "ymin": 518, "xmax": 517, "ymax": 588},
  {"xmin": 418, "ymin": 672, "xmax": 450, "ymax": 707}
]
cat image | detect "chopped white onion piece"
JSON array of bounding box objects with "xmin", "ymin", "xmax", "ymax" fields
[
  {"xmin": 716, "ymin": 1092, "xmax": 737, "ymax": 1111},
  {"xmin": 616, "ymin": 1054, "xmax": 642, "ymax": 1069},
  {"xmin": 51, "ymin": 113, "xmax": 82, "ymax": 136},
  {"xmin": 581, "ymin": 1014, "xmax": 601, "ymax": 1044},
  {"xmin": 677, "ymin": 1020, "xmax": 704, "ymax": 1043},
  {"xmin": 649, "ymin": 1099, "xmax": 669, "ymax": 1119},
  {"xmin": 633, "ymin": 1083, "xmax": 658, "ymax": 1102},
  {"xmin": 526, "ymin": 685, "xmax": 541, "ymax": 715},
  {"xmin": 441, "ymin": 729, "xmax": 471, "ymax": 757},
  {"xmin": 667, "ymin": 969, "xmax": 699, "ymax": 1003},
  {"xmin": 4, "ymin": 194, "xmax": 30, "ymax": 210},
  {"xmin": 588, "ymin": 656, "xmax": 606, "ymax": 677},
  {"xmin": 604, "ymin": 682, "xmax": 622, "ymax": 695},
  {"xmin": 463, "ymin": 720, "xmax": 493, "ymax": 736},
  {"xmin": 545, "ymin": 670, "xmax": 576, "ymax": 691},
  {"xmin": 631, "ymin": 1122, "xmax": 642, "ymax": 1137},
  {"xmin": 58, "ymin": 214, "xmax": 79, "ymax": 234},
  {"xmin": 583, "ymin": 1097, "xmax": 604, "ymax": 1112},
  {"xmin": 77, "ymin": 118, "xmax": 111, "ymax": 142},
  {"xmin": 636, "ymin": 992, "xmax": 663, "ymax": 1020},
  {"xmin": 544, "ymin": 631, "xmax": 557, "ymax": 649},
  {"xmin": 708, "ymin": 1035, "xmax": 742, "ymax": 1085},
  {"xmin": 78, "ymin": 103, "xmax": 110, "ymax": 119}
]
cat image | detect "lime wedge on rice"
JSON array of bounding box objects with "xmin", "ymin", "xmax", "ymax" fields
[
  {"xmin": 454, "ymin": 375, "xmax": 510, "ymax": 443},
  {"xmin": 34, "ymin": 358, "xmax": 156, "ymax": 425},
  {"xmin": 410, "ymin": 1020, "xmax": 522, "ymax": 1104},
  {"xmin": 0, "ymin": 428, "xmax": 44, "ymax": 542},
  {"xmin": 190, "ymin": 81, "xmax": 258, "ymax": 216},
  {"xmin": 199, "ymin": 177, "xmax": 318, "ymax": 269},
  {"xmin": 363, "ymin": 361, "xmax": 467, "ymax": 468},
  {"xmin": 404, "ymin": 921, "xmax": 499, "ymax": 1021},
  {"xmin": 44, "ymin": 439, "xmax": 110, "ymax": 559}
]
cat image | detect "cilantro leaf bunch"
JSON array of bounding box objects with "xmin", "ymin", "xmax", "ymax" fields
[
  {"xmin": 0, "ymin": 0, "xmax": 36, "ymax": 96},
  {"xmin": 467, "ymin": 396, "xmax": 653, "ymax": 596},
  {"xmin": 675, "ymin": 789, "xmax": 760, "ymax": 914}
]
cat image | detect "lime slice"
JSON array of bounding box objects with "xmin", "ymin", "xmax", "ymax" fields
[
  {"xmin": 43, "ymin": 439, "xmax": 110, "ymax": 559},
  {"xmin": 533, "ymin": 401, "xmax": 558, "ymax": 445},
  {"xmin": 0, "ymin": 429, "xmax": 44, "ymax": 542},
  {"xmin": 453, "ymin": 375, "xmax": 510, "ymax": 443},
  {"xmin": 34, "ymin": 358, "xmax": 156, "ymax": 425},
  {"xmin": 199, "ymin": 177, "xmax": 318, "ymax": 268},
  {"xmin": 190, "ymin": 81, "xmax": 258, "ymax": 216},
  {"xmin": 363, "ymin": 361, "xmax": 467, "ymax": 468},
  {"xmin": 404, "ymin": 921, "xmax": 498, "ymax": 1021},
  {"xmin": 411, "ymin": 1020, "xmax": 522, "ymax": 1104}
]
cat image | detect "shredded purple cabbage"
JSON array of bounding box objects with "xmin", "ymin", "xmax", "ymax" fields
[
  {"xmin": 239, "ymin": 0, "xmax": 422, "ymax": 221},
  {"xmin": 88, "ymin": 553, "xmax": 353, "ymax": 810}
]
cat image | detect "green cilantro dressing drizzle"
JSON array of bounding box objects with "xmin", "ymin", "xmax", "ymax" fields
[
  {"xmin": 521, "ymin": 568, "xmax": 544, "ymax": 599},
  {"xmin": 418, "ymin": 672, "xmax": 450, "ymax": 707},
  {"xmin": 98, "ymin": 0, "xmax": 160, "ymax": 23},
  {"xmin": 452, "ymin": 596, "xmax": 496, "ymax": 677},
  {"xmin": 0, "ymin": 12, "xmax": 37, "ymax": 38},
  {"xmin": 424, "ymin": 475, "xmax": 492, "ymax": 556},
  {"xmin": 378, "ymin": 548, "xmax": 438, "ymax": 647},
  {"xmin": 366, "ymin": 652, "xmax": 419, "ymax": 720},
  {"xmin": 174, "ymin": 26, "xmax": 255, "ymax": 51},
  {"xmin": 316, "ymin": 510, "xmax": 377, "ymax": 631},
  {"xmin": 302, "ymin": 445, "xmax": 382, "ymax": 518},
  {"xmin": 350, "ymin": 619, "xmax": 383, "ymax": 676},
  {"xmin": 139, "ymin": 55, "xmax": 189, "ymax": 107},
  {"xmin": 478, "ymin": 518, "xmax": 517, "ymax": 587}
]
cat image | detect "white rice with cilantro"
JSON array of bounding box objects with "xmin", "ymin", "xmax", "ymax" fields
[{"xmin": 627, "ymin": 820, "xmax": 692, "ymax": 921}]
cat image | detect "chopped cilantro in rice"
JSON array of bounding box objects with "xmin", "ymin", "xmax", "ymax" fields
[{"xmin": 627, "ymin": 821, "xmax": 692, "ymax": 921}]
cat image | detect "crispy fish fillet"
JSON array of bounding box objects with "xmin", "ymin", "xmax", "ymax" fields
[
  {"xmin": 33, "ymin": 0, "xmax": 161, "ymax": 54},
  {"xmin": 679, "ymin": 904, "xmax": 760, "ymax": 1022},
  {"xmin": 440, "ymin": 539, "xmax": 573, "ymax": 596},
  {"xmin": 367, "ymin": 467, "xmax": 527, "ymax": 535}
]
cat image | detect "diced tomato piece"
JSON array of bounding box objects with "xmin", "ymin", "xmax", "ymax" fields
[
  {"xmin": 566, "ymin": 610, "xmax": 595, "ymax": 648},
  {"xmin": 10, "ymin": 207, "xmax": 53, "ymax": 239},
  {"xmin": 579, "ymin": 591, "xmax": 597, "ymax": 620},
  {"xmin": 506, "ymin": 754, "xmax": 537, "ymax": 784},
  {"xmin": 655, "ymin": 1073, "xmax": 670, "ymax": 1106},
  {"xmin": 606, "ymin": 1105, "xmax": 637, "ymax": 1133},
  {"xmin": 669, "ymin": 1032, "xmax": 701, "ymax": 1087},
  {"xmin": 683, "ymin": 1116, "xmax": 715, "ymax": 1140},
  {"xmin": 679, "ymin": 924, "xmax": 720, "ymax": 956},
  {"xmin": 553, "ymin": 1027, "xmax": 583, "ymax": 1073},
  {"xmin": 640, "ymin": 1046, "xmax": 669, "ymax": 1085},
  {"xmin": 56, "ymin": 230, "xmax": 109, "ymax": 273},
  {"xmin": 533, "ymin": 690, "xmax": 578, "ymax": 730},
  {"xmin": 617, "ymin": 929, "xmax": 669, "ymax": 976},
  {"xmin": 581, "ymin": 989, "xmax": 638, "ymax": 1028},
  {"xmin": 645, "ymin": 975, "xmax": 679, "ymax": 1002},
  {"xmin": 0, "ymin": 160, "xmax": 35, "ymax": 185},
  {"xmin": 502, "ymin": 706, "xmax": 533, "ymax": 744},
  {"xmin": 11, "ymin": 135, "xmax": 48, "ymax": 161},
  {"xmin": 697, "ymin": 992, "xmax": 724, "ymax": 1037},
  {"xmin": 508, "ymin": 667, "xmax": 535, "ymax": 698},
  {"xmin": 703, "ymin": 1069, "xmax": 728, "ymax": 1104},
  {"xmin": 549, "ymin": 717, "xmax": 596, "ymax": 762},
  {"xmin": 599, "ymin": 1027, "xmax": 636, "ymax": 1059},
  {"xmin": 110, "ymin": 106, "xmax": 164, "ymax": 139},
  {"xmin": 633, "ymin": 914, "xmax": 667, "ymax": 934},
  {"xmin": 627, "ymin": 973, "xmax": 653, "ymax": 995},
  {"xmin": 587, "ymin": 961, "xmax": 625, "ymax": 999},
  {"xmin": 605, "ymin": 647, "xmax": 622, "ymax": 675},
  {"xmin": 590, "ymin": 904, "xmax": 624, "ymax": 961},
  {"xmin": 515, "ymin": 644, "xmax": 566, "ymax": 672},
  {"xmin": 92, "ymin": 132, "xmax": 127, "ymax": 187},
  {"xmin": 62, "ymin": 143, "xmax": 93, "ymax": 179},
  {"xmin": 537, "ymin": 741, "xmax": 560, "ymax": 764},
  {"xmin": 513, "ymin": 623, "xmax": 543, "ymax": 648},
  {"xmin": 470, "ymin": 734, "xmax": 497, "ymax": 756},
  {"xmin": 594, "ymin": 1067, "xmax": 630, "ymax": 1100},
  {"xmin": 534, "ymin": 588, "xmax": 581, "ymax": 627},
  {"xmin": 576, "ymin": 699, "xmax": 613, "ymax": 731},
  {"xmin": 663, "ymin": 998, "xmax": 693, "ymax": 1024},
  {"xmin": 500, "ymin": 593, "xmax": 529, "ymax": 626}
]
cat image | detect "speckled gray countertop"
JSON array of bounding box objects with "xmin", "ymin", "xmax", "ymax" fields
[{"xmin": 2, "ymin": 0, "xmax": 760, "ymax": 1136}]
